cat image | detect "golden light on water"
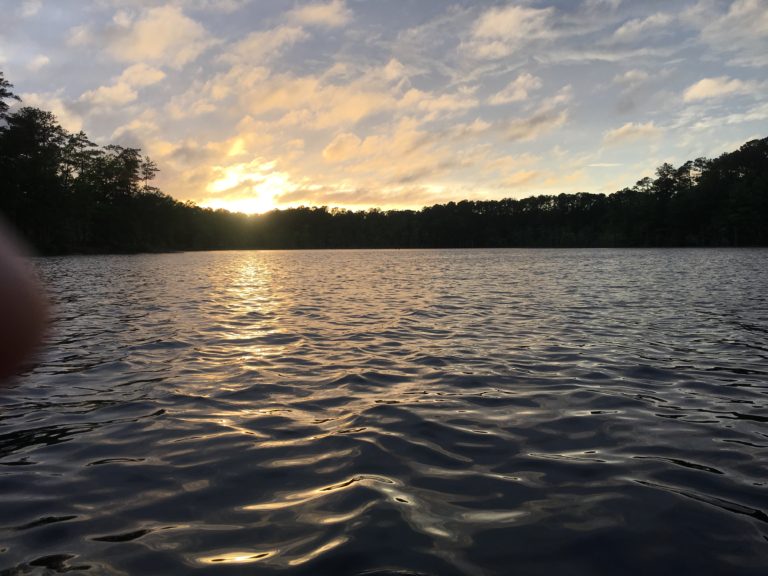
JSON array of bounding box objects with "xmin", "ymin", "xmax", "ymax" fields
[{"xmin": 197, "ymin": 551, "xmax": 274, "ymax": 564}]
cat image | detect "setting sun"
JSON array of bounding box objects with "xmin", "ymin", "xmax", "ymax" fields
[{"xmin": 202, "ymin": 161, "xmax": 291, "ymax": 214}]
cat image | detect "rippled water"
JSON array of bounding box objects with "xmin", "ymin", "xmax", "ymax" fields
[{"xmin": 2, "ymin": 249, "xmax": 767, "ymax": 575}]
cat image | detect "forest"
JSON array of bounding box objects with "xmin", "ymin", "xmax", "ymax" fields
[{"xmin": 1, "ymin": 70, "xmax": 766, "ymax": 254}]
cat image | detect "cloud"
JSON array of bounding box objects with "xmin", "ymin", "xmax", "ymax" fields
[
  {"xmin": 542, "ymin": 85, "xmax": 573, "ymax": 108},
  {"xmin": 17, "ymin": 0, "xmax": 41, "ymax": 17},
  {"xmin": 496, "ymin": 84, "xmax": 571, "ymax": 142},
  {"xmin": 188, "ymin": 0, "xmax": 249, "ymax": 12},
  {"xmin": 294, "ymin": 117, "xmax": 475, "ymax": 196},
  {"xmin": 505, "ymin": 108, "xmax": 567, "ymax": 142},
  {"xmin": 613, "ymin": 12, "xmax": 674, "ymax": 42},
  {"xmin": 503, "ymin": 170, "xmax": 538, "ymax": 187},
  {"xmin": 221, "ymin": 25, "xmax": 309, "ymax": 64},
  {"xmin": 272, "ymin": 76, "xmax": 395, "ymax": 129},
  {"xmin": 90, "ymin": 0, "xmax": 249, "ymax": 11},
  {"xmin": 183, "ymin": 59, "xmax": 412, "ymax": 130},
  {"xmin": 27, "ymin": 54, "xmax": 49, "ymax": 71},
  {"xmin": 613, "ymin": 69, "xmax": 649, "ymax": 89},
  {"xmin": 112, "ymin": 10, "xmax": 132, "ymax": 27},
  {"xmin": 79, "ymin": 83, "xmax": 137, "ymax": 107},
  {"xmin": 164, "ymin": 65, "xmax": 270, "ymax": 119},
  {"xmin": 683, "ymin": 76, "xmax": 758, "ymax": 102},
  {"xmin": 611, "ymin": 68, "xmax": 675, "ymax": 113},
  {"xmin": 472, "ymin": 4, "xmax": 551, "ymax": 40},
  {"xmin": 118, "ymin": 63, "xmax": 166, "ymax": 87},
  {"xmin": 67, "ymin": 24, "xmax": 91, "ymax": 46},
  {"xmin": 381, "ymin": 58, "xmax": 406, "ymax": 82},
  {"xmin": 112, "ymin": 112, "xmax": 159, "ymax": 140},
  {"xmin": 688, "ymin": 79, "xmax": 738, "ymax": 102},
  {"xmin": 399, "ymin": 88, "xmax": 478, "ymax": 121},
  {"xmin": 603, "ymin": 121, "xmax": 661, "ymax": 144},
  {"xmin": 583, "ymin": 0, "xmax": 622, "ymax": 11},
  {"xmin": 449, "ymin": 118, "xmax": 492, "ymax": 138},
  {"xmin": 535, "ymin": 45, "xmax": 673, "ymax": 64},
  {"xmin": 685, "ymin": 0, "xmax": 768, "ymax": 67},
  {"xmin": 339, "ymin": 118, "xmax": 438, "ymax": 172},
  {"xmin": 79, "ymin": 63, "xmax": 165, "ymax": 108},
  {"xmin": 464, "ymin": 5, "xmax": 552, "ymax": 59},
  {"xmin": 686, "ymin": 101, "xmax": 768, "ymax": 131},
  {"xmin": 287, "ymin": 0, "xmax": 352, "ymax": 28},
  {"xmin": 165, "ymin": 89, "xmax": 224, "ymax": 119},
  {"xmin": 323, "ymin": 132, "xmax": 362, "ymax": 162},
  {"xmin": 489, "ymin": 72, "xmax": 542, "ymax": 105},
  {"xmin": 107, "ymin": 6, "xmax": 216, "ymax": 68}
]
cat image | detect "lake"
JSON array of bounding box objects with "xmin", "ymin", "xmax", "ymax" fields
[{"xmin": 2, "ymin": 249, "xmax": 767, "ymax": 575}]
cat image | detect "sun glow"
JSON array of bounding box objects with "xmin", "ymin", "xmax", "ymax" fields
[{"xmin": 202, "ymin": 160, "xmax": 291, "ymax": 214}]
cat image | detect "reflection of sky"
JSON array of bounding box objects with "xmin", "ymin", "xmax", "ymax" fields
[{"xmin": 2, "ymin": 0, "xmax": 767, "ymax": 212}]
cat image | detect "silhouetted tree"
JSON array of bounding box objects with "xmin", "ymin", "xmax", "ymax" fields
[{"xmin": 0, "ymin": 71, "xmax": 21, "ymax": 119}]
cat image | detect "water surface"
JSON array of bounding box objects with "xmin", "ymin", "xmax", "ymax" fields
[{"xmin": 2, "ymin": 249, "xmax": 767, "ymax": 575}]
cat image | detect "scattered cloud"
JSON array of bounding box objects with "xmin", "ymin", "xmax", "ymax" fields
[
  {"xmin": 686, "ymin": 101, "xmax": 768, "ymax": 132},
  {"xmin": 178, "ymin": 56, "xmax": 433, "ymax": 130},
  {"xmin": 323, "ymin": 132, "xmax": 362, "ymax": 162},
  {"xmin": 489, "ymin": 73, "xmax": 542, "ymax": 105},
  {"xmin": 503, "ymin": 170, "xmax": 539, "ymax": 187},
  {"xmin": 112, "ymin": 111, "xmax": 159, "ymax": 140},
  {"xmin": 400, "ymin": 88, "xmax": 478, "ymax": 121},
  {"xmin": 613, "ymin": 12, "xmax": 674, "ymax": 42},
  {"xmin": 90, "ymin": 0, "xmax": 249, "ymax": 11},
  {"xmin": 17, "ymin": 0, "xmax": 41, "ymax": 18},
  {"xmin": 603, "ymin": 121, "xmax": 662, "ymax": 144},
  {"xmin": 464, "ymin": 4, "xmax": 553, "ymax": 59},
  {"xmin": 188, "ymin": 0, "xmax": 250, "ymax": 13},
  {"xmin": 107, "ymin": 5, "xmax": 216, "ymax": 68},
  {"xmin": 685, "ymin": 0, "xmax": 768, "ymax": 67},
  {"xmin": 583, "ymin": 0, "xmax": 622, "ymax": 12},
  {"xmin": 67, "ymin": 24, "xmax": 91, "ymax": 47},
  {"xmin": 79, "ymin": 83, "xmax": 137, "ymax": 107},
  {"xmin": 27, "ymin": 54, "xmax": 49, "ymax": 71},
  {"xmin": 449, "ymin": 118, "xmax": 492, "ymax": 138},
  {"xmin": 79, "ymin": 63, "xmax": 165, "ymax": 109},
  {"xmin": 118, "ymin": 63, "xmax": 166, "ymax": 87},
  {"xmin": 505, "ymin": 107, "xmax": 568, "ymax": 142},
  {"xmin": 683, "ymin": 76, "xmax": 759, "ymax": 102},
  {"xmin": 221, "ymin": 26, "xmax": 309, "ymax": 64},
  {"xmin": 287, "ymin": 0, "xmax": 352, "ymax": 28},
  {"xmin": 613, "ymin": 69, "xmax": 649, "ymax": 90}
]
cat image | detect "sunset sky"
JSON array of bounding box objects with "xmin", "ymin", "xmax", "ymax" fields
[{"xmin": 2, "ymin": 0, "xmax": 767, "ymax": 213}]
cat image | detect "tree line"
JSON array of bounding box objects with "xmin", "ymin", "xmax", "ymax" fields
[{"xmin": 1, "ymin": 70, "xmax": 766, "ymax": 254}]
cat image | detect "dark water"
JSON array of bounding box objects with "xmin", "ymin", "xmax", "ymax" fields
[{"xmin": 2, "ymin": 249, "xmax": 767, "ymax": 575}]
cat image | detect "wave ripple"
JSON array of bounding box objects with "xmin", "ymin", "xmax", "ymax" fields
[{"xmin": 1, "ymin": 249, "xmax": 767, "ymax": 575}]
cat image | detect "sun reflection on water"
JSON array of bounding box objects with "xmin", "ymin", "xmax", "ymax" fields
[{"xmin": 197, "ymin": 550, "xmax": 275, "ymax": 564}]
